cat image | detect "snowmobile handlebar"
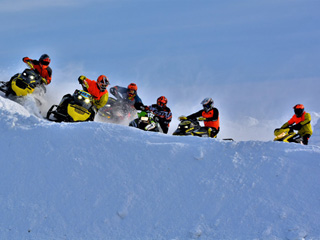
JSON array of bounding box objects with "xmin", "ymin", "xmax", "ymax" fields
[
  {"xmin": 25, "ymin": 61, "xmax": 35, "ymax": 70},
  {"xmin": 178, "ymin": 116, "xmax": 205, "ymax": 122}
]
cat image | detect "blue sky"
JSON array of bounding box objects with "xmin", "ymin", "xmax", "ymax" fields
[{"xmin": 1, "ymin": 0, "xmax": 319, "ymax": 140}]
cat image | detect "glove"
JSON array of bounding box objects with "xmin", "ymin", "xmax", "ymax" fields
[
  {"xmin": 145, "ymin": 122, "xmax": 156, "ymax": 131},
  {"xmin": 23, "ymin": 57, "xmax": 34, "ymax": 69},
  {"xmin": 22, "ymin": 57, "xmax": 31, "ymax": 62},
  {"xmin": 291, "ymin": 124, "xmax": 302, "ymax": 130},
  {"xmin": 78, "ymin": 75, "xmax": 87, "ymax": 84},
  {"xmin": 140, "ymin": 105, "xmax": 149, "ymax": 111},
  {"xmin": 198, "ymin": 117, "xmax": 206, "ymax": 121},
  {"xmin": 179, "ymin": 116, "xmax": 187, "ymax": 120}
]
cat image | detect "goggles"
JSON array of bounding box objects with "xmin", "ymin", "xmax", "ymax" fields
[
  {"xmin": 128, "ymin": 90, "xmax": 136, "ymax": 96},
  {"xmin": 158, "ymin": 101, "xmax": 166, "ymax": 107},
  {"xmin": 41, "ymin": 59, "xmax": 50, "ymax": 66},
  {"xmin": 203, "ymin": 104, "xmax": 212, "ymax": 111},
  {"xmin": 294, "ymin": 108, "xmax": 304, "ymax": 116},
  {"xmin": 99, "ymin": 82, "xmax": 108, "ymax": 91}
]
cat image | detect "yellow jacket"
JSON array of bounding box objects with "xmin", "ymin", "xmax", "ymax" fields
[
  {"xmin": 93, "ymin": 92, "xmax": 109, "ymax": 110},
  {"xmin": 281, "ymin": 112, "xmax": 312, "ymax": 136}
]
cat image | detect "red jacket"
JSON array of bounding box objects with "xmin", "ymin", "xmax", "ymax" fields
[
  {"xmin": 23, "ymin": 58, "xmax": 52, "ymax": 84},
  {"xmin": 84, "ymin": 79, "xmax": 107, "ymax": 100}
]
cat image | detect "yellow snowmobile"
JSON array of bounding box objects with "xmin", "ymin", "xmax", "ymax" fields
[
  {"xmin": 47, "ymin": 89, "xmax": 96, "ymax": 122},
  {"xmin": 0, "ymin": 68, "xmax": 45, "ymax": 97},
  {"xmin": 274, "ymin": 128, "xmax": 303, "ymax": 143},
  {"xmin": 173, "ymin": 116, "xmax": 233, "ymax": 140},
  {"xmin": 173, "ymin": 117, "xmax": 213, "ymax": 137}
]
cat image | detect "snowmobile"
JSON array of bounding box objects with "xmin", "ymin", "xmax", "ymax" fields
[
  {"xmin": 173, "ymin": 117, "xmax": 234, "ymax": 140},
  {"xmin": 46, "ymin": 89, "xmax": 96, "ymax": 122},
  {"xmin": 173, "ymin": 117, "xmax": 210, "ymax": 137},
  {"xmin": 274, "ymin": 128, "xmax": 303, "ymax": 144},
  {"xmin": 0, "ymin": 68, "xmax": 45, "ymax": 97},
  {"xmin": 129, "ymin": 110, "xmax": 162, "ymax": 132},
  {"xmin": 98, "ymin": 96, "xmax": 136, "ymax": 123}
]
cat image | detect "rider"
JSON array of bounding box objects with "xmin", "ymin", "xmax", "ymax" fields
[
  {"xmin": 78, "ymin": 75, "xmax": 110, "ymax": 111},
  {"xmin": 280, "ymin": 104, "xmax": 312, "ymax": 145},
  {"xmin": 181, "ymin": 97, "xmax": 220, "ymax": 138},
  {"xmin": 147, "ymin": 96, "xmax": 172, "ymax": 134},
  {"xmin": 22, "ymin": 54, "xmax": 52, "ymax": 84},
  {"xmin": 109, "ymin": 83, "xmax": 145, "ymax": 112}
]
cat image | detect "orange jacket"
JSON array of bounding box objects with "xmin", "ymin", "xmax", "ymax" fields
[
  {"xmin": 83, "ymin": 79, "xmax": 109, "ymax": 109},
  {"xmin": 187, "ymin": 108, "xmax": 220, "ymax": 130},
  {"xmin": 202, "ymin": 109, "xmax": 220, "ymax": 129}
]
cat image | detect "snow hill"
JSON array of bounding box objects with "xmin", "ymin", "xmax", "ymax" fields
[{"xmin": 0, "ymin": 95, "xmax": 320, "ymax": 240}]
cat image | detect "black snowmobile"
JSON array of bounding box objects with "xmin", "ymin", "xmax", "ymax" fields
[
  {"xmin": 274, "ymin": 128, "xmax": 303, "ymax": 144},
  {"xmin": 98, "ymin": 96, "xmax": 136, "ymax": 123},
  {"xmin": 173, "ymin": 116, "xmax": 234, "ymax": 140},
  {"xmin": 129, "ymin": 110, "xmax": 162, "ymax": 132},
  {"xmin": 0, "ymin": 68, "xmax": 45, "ymax": 97},
  {"xmin": 173, "ymin": 117, "xmax": 209, "ymax": 137},
  {"xmin": 47, "ymin": 89, "xmax": 96, "ymax": 122}
]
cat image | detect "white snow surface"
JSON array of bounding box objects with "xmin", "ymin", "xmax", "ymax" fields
[{"xmin": 0, "ymin": 95, "xmax": 320, "ymax": 240}]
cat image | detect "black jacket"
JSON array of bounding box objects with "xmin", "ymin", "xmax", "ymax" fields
[{"xmin": 148, "ymin": 104, "xmax": 172, "ymax": 134}]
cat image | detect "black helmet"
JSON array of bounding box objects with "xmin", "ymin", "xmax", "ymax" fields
[
  {"xmin": 293, "ymin": 104, "xmax": 305, "ymax": 117},
  {"xmin": 39, "ymin": 54, "xmax": 51, "ymax": 66},
  {"xmin": 201, "ymin": 97, "xmax": 213, "ymax": 112}
]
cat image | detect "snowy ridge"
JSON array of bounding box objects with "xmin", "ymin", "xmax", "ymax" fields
[{"xmin": 0, "ymin": 95, "xmax": 320, "ymax": 240}]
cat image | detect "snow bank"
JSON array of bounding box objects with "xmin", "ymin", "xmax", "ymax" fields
[{"xmin": 0, "ymin": 95, "xmax": 319, "ymax": 240}]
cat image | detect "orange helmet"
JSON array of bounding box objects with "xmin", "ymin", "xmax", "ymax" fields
[
  {"xmin": 293, "ymin": 104, "xmax": 304, "ymax": 117},
  {"xmin": 39, "ymin": 54, "xmax": 50, "ymax": 67},
  {"xmin": 97, "ymin": 75, "xmax": 109, "ymax": 91},
  {"xmin": 127, "ymin": 83, "xmax": 137, "ymax": 97},
  {"xmin": 157, "ymin": 96, "xmax": 167, "ymax": 107}
]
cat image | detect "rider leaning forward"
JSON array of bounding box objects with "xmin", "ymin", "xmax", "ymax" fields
[
  {"xmin": 110, "ymin": 83, "xmax": 145, "ymax": 111},
  {"xmin": 146, "ymin": 96, "xmax": 172, "ymax": 134},
  {"xmin": 280, "ymin": 104, "xmax": 312, "ymax": 145},
  {"xmin": 78, "ymin": 75, "xmax": 110, "ymax": 111},
  {"xmin": 23, "ymin": 54, "xmax": 52, "ymax": 85},
  {"xmin": 181, "ymin": 97, "xmax": 220, "ymax": 138}
]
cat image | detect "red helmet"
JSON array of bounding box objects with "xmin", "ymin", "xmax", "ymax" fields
[
  {"xmin": 39, "ymin": 54, "xmax": 50, "ymax": 67},
  {"xmin": 97, "ymin": 75, "xmax": 109, "ymax": 91},
  {"xmin": 293, "ymin": 104, "xmax": 305, "ymax": 117},
  {"xmin": 127, "ymin": 83, "xmax": 137, "ymax": 97},
  {"xmin": 157, "ymin": 96, "xmax": 167, "ymax": 107}
]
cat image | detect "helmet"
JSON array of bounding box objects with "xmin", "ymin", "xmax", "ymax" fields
[
  {"xmin": 39, "ymin": 54, "xmax": 51, "ymax": 67},
  {"xmin": 293, "ymin": 104, "xmax": 304, "ymax": 117},
  {"xmin": 97, "ymin": 75, "xmax": 109, "ymax": 91},
  {"xmin": 127, "ymin": 83, "xmax": 138, "ymax": 97},
  {"xmin": 157, "ymin": 96, "xmax": 167, "ymax": 107},
  {"xmin": 201, "ymin": 97, "xmax": 214, "ymax": 112}
]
